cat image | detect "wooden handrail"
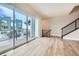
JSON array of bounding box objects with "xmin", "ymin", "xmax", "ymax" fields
[{"xmin": 61, "ymin": 18, "xmax": 79, "ymax": 30}]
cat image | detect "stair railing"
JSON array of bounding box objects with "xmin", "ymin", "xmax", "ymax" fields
[{"xmin": 61, "ymin": 18, "xmax": 79, "ymax": 38}]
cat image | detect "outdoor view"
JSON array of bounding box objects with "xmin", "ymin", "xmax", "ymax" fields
[{"xmin": 0, "ymin": 4, "xmax": 38, "ymax": 54}]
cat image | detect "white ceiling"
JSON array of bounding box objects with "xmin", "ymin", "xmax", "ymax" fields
[{"xmin": 29, "ymin": 3, "xmax": 79, "ymax": 18}]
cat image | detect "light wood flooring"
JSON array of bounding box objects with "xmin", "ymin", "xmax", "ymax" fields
[{"xmin": 1, "ymin": 37, "xmax": 79, "ymax": 56}]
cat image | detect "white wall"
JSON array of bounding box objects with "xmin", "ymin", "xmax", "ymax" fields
[
  {"xmin": 47, "ymin": 10, "xmax": 79, "ymax": 37},
  {"xmin": 41, "ymin": 18, "xmax": 50, "ymax": 30},
  {"xmin": 35, "ymin": 17, "xmax": 42, "ymax": 37}
]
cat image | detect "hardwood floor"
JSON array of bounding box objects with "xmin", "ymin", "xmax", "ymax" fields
[{"xmin": 1, "ymin": 37, "xmax": 79, "ymax": 56}]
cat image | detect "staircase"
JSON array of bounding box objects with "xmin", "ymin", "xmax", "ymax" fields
[{"xmin": 61, "ymin": 18, "xmax": 79, "ymax": 38}]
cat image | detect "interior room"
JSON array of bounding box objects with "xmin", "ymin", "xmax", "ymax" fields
[{"xmin": 0, "ymin": 3, "xmax": 79, "ymax": 56}]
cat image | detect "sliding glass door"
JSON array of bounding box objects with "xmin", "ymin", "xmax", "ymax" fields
[{"xmin": 0, "ymin": 3, "xmax": 39, "ymax": 54}]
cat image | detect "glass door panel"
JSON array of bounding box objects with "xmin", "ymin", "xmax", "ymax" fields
[
  {"xmin": 15, "ymin": 11, "xmax": 27, "ymax": 46},
  {"xmin": 0, "ymin": 4, "xmax": 13, "ymax": 53},
  {"xmin": 28, "ymin": 16, "xmax": 35, "ymax": 41},
  {"xmin": 35, "ymin": 17, "xmax": 39, "ymax": 37}
]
